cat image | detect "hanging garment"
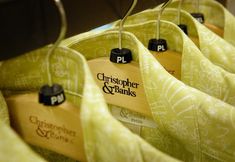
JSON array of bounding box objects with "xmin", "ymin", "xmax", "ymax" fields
[
  {"xmin": 0, "ymin": 91, "xmax": 46, "ymax": 162},
  {"xmin": 0, "ymin": 46, "xmax": 179, "ymax": 162},
  {"xmin": 110, "ymin": 20, "xmax": 235, "ymax": 106},
  {"xmin": 62, "ymin": 23, "xmax": 113, "ymax": 48},
  {"xmin": 168, "ymin": 0, "xmax": 235, "ymax": 47},
  {"xmin": 63, "ymin": 30, "xmax": 235, "ymax": 162},
  {"xmin": 62, "ymin": 29, "xmax": 107, "ymax": 48},
  {"xmin": 112, "ymin": 8, "xmax": 235, "ymax": 75}
]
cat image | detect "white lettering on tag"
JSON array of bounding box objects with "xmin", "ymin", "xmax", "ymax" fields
[
  {"xmin": 51, "ymin": 94, "xmax": 64, "ymax": 105},
  {"xmin": 158, "ymin": 45, "xmax": 165, "ymax": 51},
  {"xmin": 197, "ymin": 17, "xmax": 203, "ymax": 23},
  {"xmin": 117, "ymin": 56, "xmax": 127, "ymax": 63},
  {"xmin": 51, "ymin": 96, "xmax": 57, "ymax": 105}
]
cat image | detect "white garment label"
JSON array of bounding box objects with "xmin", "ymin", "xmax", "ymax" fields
[
  {"xmin": 111, "ymin": 106, "xmax": 157, "ymax": 129},
  {"xmin": 122, "ymin": 122, "xmax": 141, "ymax": 135}
]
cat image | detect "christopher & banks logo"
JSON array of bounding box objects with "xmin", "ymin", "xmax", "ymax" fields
[
  {"xmin": 29, "ymin": 116, "xmax": 76, "ymax": 144},
  {"xmin": 97, "ymin": 73, "xmax": 139, "ymax": 97}
]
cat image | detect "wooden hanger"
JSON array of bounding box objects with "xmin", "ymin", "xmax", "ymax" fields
[
  {"xmin": 190, "ymin": 36, "xmax": 200, "ymax": 46},
  {"xmin": 88, "ymin": 0, "xmax": 182, "ymax": 119},
  {"xmin": 6, "ymin": 93, "xmax": 85, "ymax": 161},
  {"xmin": 87, "ymin": 0, "xmax": 152, "ymax": 118},
  {"xmin": 150, "ymin": 50, "xmax": 182, "ymax": 80},
  {"xmin": 5, "ymin": 1, "xmax": 86, "ymax": 161},
  {"xmin": 190, "ymin": 0, "xmax": 224, "ymax": 37},
  {"xmin": 88, "ymin": 58, "xmax": 151, "ymax": 117},
  {"xmin": 204, "ymin": 22, "xmax": 224, "ymax": 37},
  {"xmin": 148, "ymin": 0, "xmax": 182, "ymax": 80}
]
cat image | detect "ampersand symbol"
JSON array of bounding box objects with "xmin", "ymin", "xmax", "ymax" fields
[
  {"xmin": 102, "ymin": 82, "xmax": 114, "ymax": 95},
  {"xmin": 36, "ymin": 126, "xmax": 51, "ymax": 139},
  {"xmin": 120, "ymin": 109, "xmax": 129, "ymax": 119}
]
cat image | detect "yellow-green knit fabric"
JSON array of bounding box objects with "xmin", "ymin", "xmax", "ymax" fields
[
  {"xmin": 62, "ymin": 30, "xmax": 235, "ymax": 162},
  {"xmin": 113, "ymin": 8, "xmax": 235, "ymax": 75},
  {"xmin": 167, "ymin": 0, "xmax": 235, "ymax": 47},
  {"xmin": 0, "ymin": 46, "xmax": 179, "ymax": 162}
]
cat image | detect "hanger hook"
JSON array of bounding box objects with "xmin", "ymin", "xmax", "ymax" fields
[
  {"xmin": 196, "ymin": 0, "xmax": 200, "ymax": 13},
  {"xmin": 177, "ymin": 0, "xmax": 183, "ymax": 25},
  {"xmin": 49, "ymin": 0, "xmax": 67, "ymax": 54},
  {"xmin": 119, "ymin": 0, "xmax": 138, "ymax": 49},
  {"xmin": 157, "ymin": 0, "xmax": 172, "ymax": 39},
  {"xmin": 47, "ymin": 0, "xmax": 67, "ymax": 86}
]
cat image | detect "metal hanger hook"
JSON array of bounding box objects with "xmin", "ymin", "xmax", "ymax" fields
[
  {"xmin": 196, "ymin": 0, "xmax": 200, "ymax": 13},
  {"xmin": 49, "ymin": 0, "xmax": 67, "ymax": 54},
  {"xmin": 157, "ymin": 0, "xmax": 172, "ymax": 39},
  {"xmin": 119, "ymin": 0, "xmax": 138, "ymax": 49},
  {"xmin": 47, "ymin": 0, "xmax": 67, "ymax": 85},
  {"xmin": 177, "ymin": 0, "xmax": 184, "ymax": 25}
]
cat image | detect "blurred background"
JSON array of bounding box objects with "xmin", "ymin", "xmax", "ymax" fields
[{"xmin": 0, "ymin": 0, "xmax": 232, "ymax": 60}]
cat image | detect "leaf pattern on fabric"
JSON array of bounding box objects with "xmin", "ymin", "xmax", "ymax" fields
[
  {"xmin": 0, "ymin": 46, "xmax": 179, "ymax": 162},
  {"xmin": 112, "ymin": 7, "xmax": 235, "ymax": 75},
  {"xmin": 168, "ymin": 0, "xmax": 235, "ymax": 47},
  {"xmin": 110, "ymin": 20, "xmax": 235, "ymax": 107},
  {"xmin": 63, "ymin": 30, "xmax": 235, "ymax": 162}
]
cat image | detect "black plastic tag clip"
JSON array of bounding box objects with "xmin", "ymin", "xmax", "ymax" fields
[
  {"xmin": 110, "ymin": 48, "xmax": 132, "ymax": 64},
  {"xmin": 39, "ymin": 84, "xmax": 66, "ymax": 106},
  {"xmin": 191, "ymin": 13, "xmax": 205, "ymax": 24},
  {"xmin": 178, "ymin": 24, "xmax": 188, "ymax": 35},
  {"xmin": 148, "ymin": 39, "xmax": 168, "ymax": 52}
]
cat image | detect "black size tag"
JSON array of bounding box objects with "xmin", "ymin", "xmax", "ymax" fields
[
  {"xmin": 191, "ymin": 13, "xmax": 205, "ymax": 24},
  {"xmin": 39, "ymin": 84, "xmax": 66, "ymax": 106},
  {"xmin": 148, "ymin": 39, "xmax": 168, "ymax": 52},
  {"xmin": 178, "ymin": 24, "xmax": 188, "ymax": 35},
  {"xmin": 110, "ymin": 48, "xmax": 132, "ymax": 64}
]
